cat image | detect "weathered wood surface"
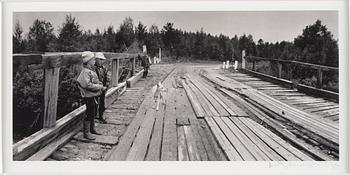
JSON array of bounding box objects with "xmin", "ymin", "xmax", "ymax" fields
[
  {"xmin": 14, "ymin": 80, "xmax": 129, "ymax": 160},
  {"xmin": 43, "ymin": 67, "xmax": 60, "ymax": 128},
  {"xmin": 126, "ymin": 70, "xmax": 144, "ymax": 88}
]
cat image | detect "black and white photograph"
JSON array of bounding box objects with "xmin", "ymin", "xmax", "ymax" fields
[{"xmin": 1, "ymin": 0, "xmax": 349, "ymax": 174}]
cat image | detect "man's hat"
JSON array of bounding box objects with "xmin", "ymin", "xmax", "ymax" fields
[
  {"xmin": 82, "ymin": 51, "xmax": 95, "ymax": 63},
  {"xmin": 95, "ymin": 52, "xmax": 106, "ymax": 60}
]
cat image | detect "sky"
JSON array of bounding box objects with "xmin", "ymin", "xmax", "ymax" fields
[{"xmin": 13, "ymin": 11, "xmax": 338, "ymax": 43}]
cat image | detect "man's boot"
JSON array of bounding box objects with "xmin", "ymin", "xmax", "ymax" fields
[
  {"xmin": 83, "ymin": 121, "xmax": 96, "ymax": 140},
  {"xmin": 90, "ymin": 120, "xmax": 102, "ymax": 135}
]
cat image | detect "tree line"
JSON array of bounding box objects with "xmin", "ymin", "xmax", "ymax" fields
[{"xmin": 13, "ymin": 15, "xmax": 338, "ymax": 67}]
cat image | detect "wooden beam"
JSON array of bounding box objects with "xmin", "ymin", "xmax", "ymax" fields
[
  {"xmin": 132, "ymin": 57, "xmax": 136, "ymax": 76},
  {"xmin": 13, "ymin": 54, "xmax": 42, "ymax": 72},
  {"xmin": 111, "ymin": 59, "xmax": 120, "ymax": 87},
  {"xmin": 43, "ymin": 67, "xmax": 60, "ymax": 128},
  {"xmin": 126, "ymin": 69, "xmax": 144, "ymax": 88},
  {"xmin": 277, "ymin": 62, "xmax": 282, "ymax": 78}
]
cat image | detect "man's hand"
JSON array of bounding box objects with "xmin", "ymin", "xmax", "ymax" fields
[{"xmin": 102, "ymin": 86, "xmax": 107, "ymax": 91}]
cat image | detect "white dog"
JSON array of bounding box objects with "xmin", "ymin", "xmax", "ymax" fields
[{"xmin": 154, "ymin": 82, "xmax": 167, "ymax": 111}]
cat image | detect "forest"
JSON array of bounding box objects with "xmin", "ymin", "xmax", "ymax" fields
[{"xmin": 13, "ymin": 15, "xmax": 339, "ymax": 141}]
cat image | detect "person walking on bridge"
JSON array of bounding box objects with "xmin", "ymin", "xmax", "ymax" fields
[
  {"xmin": 139, "ymin": 54, "xmax": 151, "ymax": 78},
  {"xmin": 95, "ymin": 52, "xmax": 110, "ymax": 124},
  {"xmin": 77, "ymin": 51, "xmax": 107, "ymax": 140}
]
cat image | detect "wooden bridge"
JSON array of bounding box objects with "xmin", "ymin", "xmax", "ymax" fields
[{"xmin": 12, "ymin": 50, "xmax": 339, "ymax": 161}]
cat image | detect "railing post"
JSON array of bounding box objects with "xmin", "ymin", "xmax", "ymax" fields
[
  {"xmin": 111, "ymin": 58, "xmax": 120, "ymax": 87},
  {"xmin": 132, "ymin": 57, "xmax": 136, "ymax": 76},
  {"xmin": 317, "ymin": 69, "xmax": 323, "ymax": 88},
  {"xmin": 43, "ymin": 67, "xmax": 60, "ymax": 128},
  {"xmin": 252, "ymin": 60, "xmax": 256, "ymax": 71},
  {"xmin": 277, "ymin": 62, "xmax": 282, "ymax": 78},
  {"xmin": 159, "ymin": 48, "xmax": 162, "ymax": 62},
  {"xmin": 242, "ymin": 50, "xmax": 246, "ymax": 69}
]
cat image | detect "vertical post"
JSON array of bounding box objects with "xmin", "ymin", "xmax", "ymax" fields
[
  {"xmin": 277, "ymin": 62, "xmax": 282, "ymax": 78},
  {"xmin": 159, "ymin": 48, "xmax": 162, "ymax": 62},
  {"xmin": 242, "ymin": 50, "xmax": 246, "ymax": 69},
  {"xmin": 111, "ymin": 58, "xmax": 119, "ymax": 87},
  {"xmin": 317, "ymin": 69, "xmax": 323, "ymax": 88},
  {"xmin": 288, "ymin": 63, "xmax": 293, "ymax": 81},
  {"xmin": 43, "ymin": 67, "xmax": 60, "ymax": 128},
  {"xmin": 252, "ymin": 60, "xmax": 256, "ymax": 71},
  {"xmin": 132, "ymin": 57, "xmax": 136, "ymax": 76}
]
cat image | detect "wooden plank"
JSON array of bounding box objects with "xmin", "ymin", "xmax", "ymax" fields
[
  {"xmin": 310, "ymin": 106, "xmax": 339, "ymax": 113},
  {"xmin": 218, "ymin": 88, "xmax": 333, "ymax": 160},
  {"xmin": 239, "ymin": 118, "xmax": 301, "ymax": 161},
  {"xmin": 13, "ymin": 105, "xmax": 85, "ymax": 160},
  {"xmin": 73, "ymin": 132, "xmax": 119, "ymax": 145},
  {"xmin": 200, "ymin": 119, "xmax": 228, "ymax": 160},
  {"xmin": 126, "ymin": 109, "xmax": 156, "ymax": 161},
  {"xmin": 126, "ymin": 69, "xmax": 144, "ymax": 88},
  {"xmin": 161, "ymin": 88, "xmax": 178, "ymax": 161},
  {"xmin": 290, "ymin": 100, "xmax": 327, "ymax": 105},
  {"xmin": 205, "ymin": 117, "xmax": 242, "ymax": 161},
  {"xmin": 221, "ymin": 117, "xmax": 269, "ymax": 161},
  {"xmin": 191, "ymin": 78, "xmax": 230, "ymax": 117},
  {"xmin": 187, "ymin": 81, "xmax": 220, "ymax": 117},
  {"xmin": 230, "ymin": 117, "xmax": 284, "ymax": 161},
  {"xmin": 111, "ymin": 59, "xmax": 119, "ymax": 86},
  {"xmin": 26, "ymin": 123, "xmax": 82, "ymax": 161},
  {"xmin": 13, "ymin": 54, "xmax": 42, "ymax": 72},
  {"xmin": 191, "ymin": 76, "xmax": 235, "ymax": 116},
  {"xmin": 177, "ymin": 126, "xmax": 189, "ymax": 161},
  {"xmin": 216, "ymin": 76, "xmax": 339, "ymax": 143},
  {"xmin": 302, "ymin": 104, "xmax": 335, "ymax": 110},
  {"xmin": 105, "ymin": 87, "xmax": 155, "ymax": 161},
  {"xmin": 145, "ymin": 102, "xmax": 165, "ymax": 161},
  {"xmin": 183, "ymin": 126, "xmax": 201, "ymax": 161},
  {"xmin": 249, "ymin": 118, "xmax": 314, "ymax": 161},
  {"xmin": 43, "ymin": 67, "xmax": 60, "ymax": 128},
  {"xmin": 212, "ymin": 117, "xmax": 255, "ymax": 160},
  {"xmin": 196, "ymin": 76, "xmax": 248, "ymax": 117},
  {"xmin": 183, "ymin": 82, "xmax": 206, "ymax": 118},
  {"xmin": 188, "ymin": 119, "xmax": 210, "ymax": 161},
  {"xmin": 176, "ymin": 117, "xmax": 191, "ymax": 126}
]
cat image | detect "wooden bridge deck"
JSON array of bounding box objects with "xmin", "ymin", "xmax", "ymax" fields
[{"xmin": 46, "ymin": 64, "xmax": 339, "ymax": 161}]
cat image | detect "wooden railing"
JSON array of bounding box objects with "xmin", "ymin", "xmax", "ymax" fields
[
  {"xmin": 13, "ymin": 52, "xmax": 145, "ymax": 160},
  {"xmin": 240, "ymin": 50, "xmax": 339, "ymax": 100}
]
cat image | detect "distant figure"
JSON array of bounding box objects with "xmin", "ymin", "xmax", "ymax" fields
[
  {"xmin": 234, "ymin": 60, "xmax": 239, "ymax": 71},
  {"xmin": 95, "ymin": 52, "xmax": 110, "ymax": 124},
  {"xmin": 139, "ymin": 54, "xmax": 151, "ymax": 78},
  {"xmin": 77, "ymin": 51, "xmax": 106, "ymax": 140}
]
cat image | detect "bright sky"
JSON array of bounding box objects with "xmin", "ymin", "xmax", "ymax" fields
[{"xmin": 13, "ymin": 11, "xmax": 338, "ymax": 43}]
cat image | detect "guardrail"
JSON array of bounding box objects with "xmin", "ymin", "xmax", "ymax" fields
[
  {"xmin": 13, "ymin": 52, "xmax": 145, "ymax": 160},
  {"xmin": 240, "ymin": 50, "xmax": 338, "ymax": 101}
]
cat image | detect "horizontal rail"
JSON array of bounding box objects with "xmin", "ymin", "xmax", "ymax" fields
[
  {"xmin": 13, "ymin": 52, "xmax": 145, "ymax": 71},
  {"xmin": 241, "ymin": 51, "xmax": 338, "ymax": 101},
  {"xmin": 13, "ymin": 67, "xmax": 147, "ymax": 160},
  {"xmin": 245, "ymin": 56, "xmax": 338, "ymax": 72}
]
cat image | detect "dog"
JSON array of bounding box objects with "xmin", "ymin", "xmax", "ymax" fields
[{"xmin": 154, "ymin": 82, "xmax": 167, "ymax": 111}]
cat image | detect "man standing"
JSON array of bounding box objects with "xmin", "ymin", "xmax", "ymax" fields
[
  {"xmin": 94, "ymin": 52, "xmax": 109, "ymax": 124},
  {"xmin": 139, "ymin": 54, "xmax": 150, "ymax": 78},
  {"xmin": 77, "ymin": 51, "xmax": 106, "ymax": 140}
]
